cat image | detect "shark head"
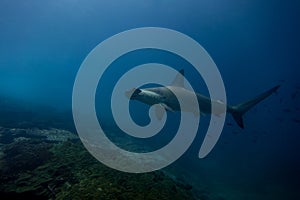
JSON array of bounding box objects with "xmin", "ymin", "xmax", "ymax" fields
[{"xmin": 125, "ymin": 88, "xmax": 142, "ymax": 100}]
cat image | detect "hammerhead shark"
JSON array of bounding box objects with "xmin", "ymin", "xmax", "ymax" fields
[{"xmin": 125, "ymin": 69, "xmax": 280, "ymax": 128}]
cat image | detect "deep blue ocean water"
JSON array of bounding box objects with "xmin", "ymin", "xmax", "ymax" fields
[{"xmin": 0, "ymin": 0, "xmax": 299, "ymax": 199}]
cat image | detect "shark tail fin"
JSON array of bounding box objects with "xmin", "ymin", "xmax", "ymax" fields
[{"xmin": 228, "ymin": 85, "xmax": 280, "ymax": 128}]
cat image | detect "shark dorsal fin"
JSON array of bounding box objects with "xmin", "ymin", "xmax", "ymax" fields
[{"xmin": 171, "ymin": 69, "xmax": 184, "ymax": 87}]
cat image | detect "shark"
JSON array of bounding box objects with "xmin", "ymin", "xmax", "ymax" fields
[{"xmin": 125, "ymin": 69, "xmax": 280, "ymax": 128}]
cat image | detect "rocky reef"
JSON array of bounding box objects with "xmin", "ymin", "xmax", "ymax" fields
[
  {"xmin": 0, "ymin": 127, "xmax": 199, "ymax": 199},
  {"xmin": 0, "ymin": 127, "xmax": 78, "ymax": 143}
]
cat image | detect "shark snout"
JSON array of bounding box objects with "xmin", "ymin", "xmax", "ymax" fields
[
  {"xmin": 125, "ymin": 89, "xmax": 134, "ymax": 99},
  {"xmin": 125, "ymin": 88, "xmax": 142, "ymax": 100}
]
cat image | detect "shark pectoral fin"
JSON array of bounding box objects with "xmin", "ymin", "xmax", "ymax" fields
[
  {"xmin": 154, "ymin": 104, "xmax": 166, "ymax": 120},
  {"xmin": 154, "ymin": 103, "xmax": 174, "ymax": 120},
  {"xmin": 161, "ymin": 103, "xmax": 175, "ymax": 112}
]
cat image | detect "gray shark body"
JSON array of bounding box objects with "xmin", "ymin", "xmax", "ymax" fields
[
  {"xmin": 131, "ymin": 86, "xmax": 219, "ymax": 114},
  {"xmin": 126, "ymin": 70, "xmax": 280, "ymax": 128}
]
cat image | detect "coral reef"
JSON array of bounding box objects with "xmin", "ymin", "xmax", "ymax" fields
[{"xmin": 0, "ymin": 128, "xmax": 198, "ymax": 200}]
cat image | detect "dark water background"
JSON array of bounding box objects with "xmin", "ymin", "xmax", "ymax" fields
[{"xmin": 1, "ymin": 0, "xmax": 299, "ymax": 199}]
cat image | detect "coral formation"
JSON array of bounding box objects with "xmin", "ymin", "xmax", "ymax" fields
[{"xmin": 0, "ymin": 128, "xmax": 198, "ymax": 199}]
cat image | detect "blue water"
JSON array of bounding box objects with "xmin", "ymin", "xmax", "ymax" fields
[{"xmin": 1, "ymin": 0, "xmax": 299, "ymax": 199}]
